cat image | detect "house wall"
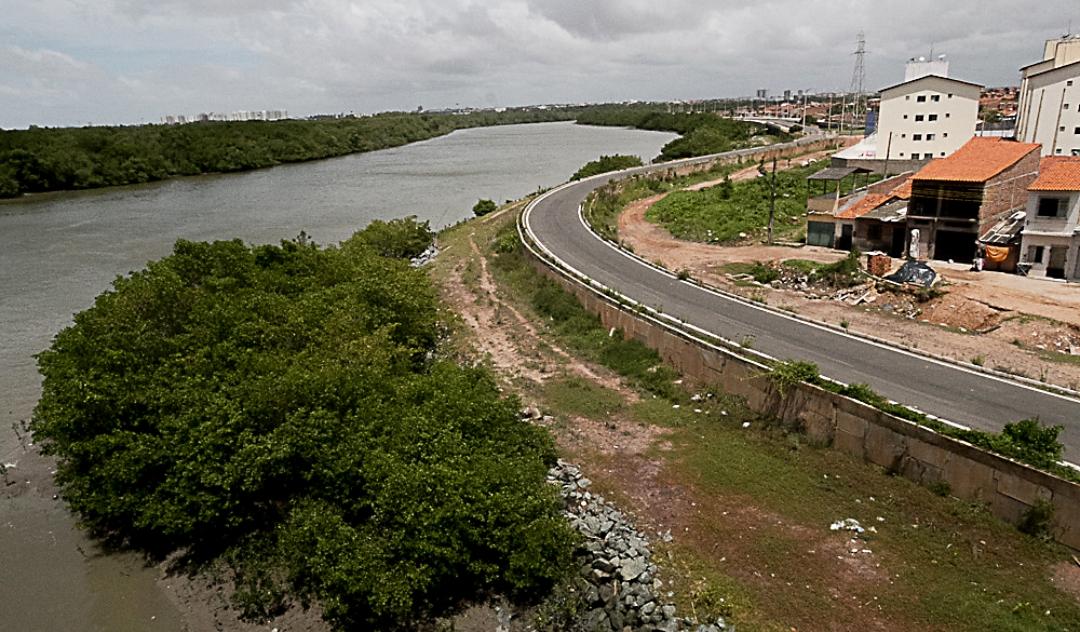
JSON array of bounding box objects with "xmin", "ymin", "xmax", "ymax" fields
[
  {"xmin": 1017, "ymin": 61, "xmax": 1080, "ymax": 156},
  {"xmin": 831, "ymin": 156, "xmax": 929, "ymax": 175},
  {"xmin": 1021, "ymin": 191, "xmax": 1080, "ymax": 279},
  {"xmin": 979, "ymin": 150, "xmax": 1042, "ymax": 235},
  {"xmin": 878, "ymin": 76, "xmax": 981, "ymax": 162}
]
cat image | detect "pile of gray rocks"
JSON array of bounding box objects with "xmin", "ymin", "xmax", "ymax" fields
[{"xmin": 548, "ymin": 460, "xmax": 730, "ymax": 632}]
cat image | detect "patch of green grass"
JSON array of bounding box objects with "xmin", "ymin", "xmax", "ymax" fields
[
  {"xmin": 543, "ymin": 375, "xmax": 625, "ymax": 419},
  {"xmin": 656, "ymin": 407, "xmax": 1080, "ymax": 632},
  {"xmin": 780, "ymin": 258, "xmax": 825, "ymax": 275},
  {"xmin": 1038, "ymin": 350, "xmax": 1080, "ymax": 366}
]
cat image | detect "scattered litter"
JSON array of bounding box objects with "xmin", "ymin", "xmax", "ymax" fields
[
  {"xmin": 830, "ymin": 518, "xmax": 866, "ymax": 534},
  {"xmin": 691, "ymin": 394, "xmax": 702, "ymax": 402},
  {"xmin": 876, "ymin": 516, "xmax": 885, "ymax": 522},
  {"xmin": 608, "ymin": 327, "xmax": 617, "ymax": 338},
  {"xmin": 741, "ymin": 422, "xmax": 751, "ymax": 429},
  {"xmin": 672, "ymin": 404, "xmax": 681, "ymax": 409}
]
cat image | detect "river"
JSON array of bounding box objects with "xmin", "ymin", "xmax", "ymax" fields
[{"xmin": 0, "ymin": 121, "xmax": 677, "ymax": 630}]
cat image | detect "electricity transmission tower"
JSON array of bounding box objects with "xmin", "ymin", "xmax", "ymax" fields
[{"xmin": 849, "ymin": 32, "xmax": 867, "ymax": 132}]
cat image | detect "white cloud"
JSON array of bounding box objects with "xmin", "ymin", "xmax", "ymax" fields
[{"xmin": 0, "ymin": 0, "xmax": 1077, "ymax": 127}]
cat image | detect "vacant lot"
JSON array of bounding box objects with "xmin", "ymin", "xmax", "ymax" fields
[{"xmin": 429, "ymin": 204, "xmax": 1080, "ymax": 631}]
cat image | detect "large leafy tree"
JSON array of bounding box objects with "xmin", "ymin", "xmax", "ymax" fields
[{"xmin": 32, "ymin": 229, "xmax": 573, "ymax": 630}]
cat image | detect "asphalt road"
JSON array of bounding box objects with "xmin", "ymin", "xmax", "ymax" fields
[{"xmin": 524, "ymin": 148, "xmax": 1080, "ymax": 459}]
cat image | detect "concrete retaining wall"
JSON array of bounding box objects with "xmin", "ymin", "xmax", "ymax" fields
[{"xmin": 524, "ymin": 250, "xmax": 1080, "ymax": 549}]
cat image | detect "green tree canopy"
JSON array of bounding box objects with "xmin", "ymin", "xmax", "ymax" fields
[
  {"xmin": 31, "ymin": 233, "xmax": 573, "ymax": 630},
  {"xmin": 346, "ymin": 215, "xmax": 434, "ymax": 259},
  {"xmin": 472, "ymin": 198, "xmax": 498, "ymax": 217},
  {"xmin": 571, "ymin": 154, "xmax": 644, "ymax": 181}
]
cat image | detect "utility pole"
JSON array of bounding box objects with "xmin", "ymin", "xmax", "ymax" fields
[{"xmin": 761, "ymin": 156, "xmax": 778, "ymax": 244}]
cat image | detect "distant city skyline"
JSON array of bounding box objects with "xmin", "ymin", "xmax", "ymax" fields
[{"xmin": 0, "ymin": 0, "xmax": 1075, "ymax": 129}]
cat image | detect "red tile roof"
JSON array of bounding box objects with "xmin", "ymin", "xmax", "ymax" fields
[
  {"xmin": 836, "ymin": 193, "xmax": 890, "ymax": 219},
  {"xmin": 1030, "ymin": 156, "xmax": 1080, "ymax": 191},
  {"xmin": 913, "ymin": 137, "xmax": 1041, "ymax": 183},
  {"xmin": 890, "ymin": 179, "xmax": 913, "ymax": 200}
]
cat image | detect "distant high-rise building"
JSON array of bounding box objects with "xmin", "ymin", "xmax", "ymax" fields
[
  {"xmin": 1017, "ymin": 34, "xmax": 1080, "ymax": 156},
  {"xmin": 756, "ymin": 89, "xmax": 768, "ymax": 99}
]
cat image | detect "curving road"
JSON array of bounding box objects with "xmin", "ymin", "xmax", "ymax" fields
[{"xmin": 523, "ymin": 143, "xmax": 1080, "ymax": 459}]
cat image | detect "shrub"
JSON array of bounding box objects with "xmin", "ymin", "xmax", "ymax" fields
[
  {"xmin": 750, "ymin": 262, "xmax": 779, "ymax": 284},
  {"xmin": 1018, "ymin": 499, "xmax": 1055, "ymax": 539},
  {"xmin": 346, "ymin": 215, "xmax": 433, "ymax": 259},
  {"xmin": 571, "ymin": 154, "xmax": 644, "ymax": 181},
  {"xmin": 472, "ymin": 198, "xmax": 498, "ymax": 217},
  {"xmin": 768, "ymin": 360, "xmax": 819, "ymax": 397}
]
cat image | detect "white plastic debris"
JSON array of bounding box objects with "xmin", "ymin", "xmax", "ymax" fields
[{"xmin": 830, "ymin": 518, "xmax": 865, "ymax": 534}]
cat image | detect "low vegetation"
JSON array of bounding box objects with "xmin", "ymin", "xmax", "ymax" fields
[
  {"xmin": 766, "ymin": 360, "xmax": 1078, "ymax": 482},
  {"xmin": 31, "ymin": 220, "xmax": 574, "ymax": 630},
  {"xmin": 647, "ymin": 161, "xmax": 820, "ymax": 244},
  {"xmin": 570, "ymin": 154, "xmax": 643, "ymax": 181}
]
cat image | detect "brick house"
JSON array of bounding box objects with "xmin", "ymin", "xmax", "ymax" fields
[{"xmin": 905, "ymin": 137, "xmax": 1041, "ymax": 263}]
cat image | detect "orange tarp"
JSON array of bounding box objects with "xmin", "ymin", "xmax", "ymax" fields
[{"xmin": 984, "ymin": 245, "xmax": 1010, "ymax": 263}]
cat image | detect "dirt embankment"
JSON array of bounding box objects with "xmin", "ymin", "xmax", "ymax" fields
[{"xmin": 615, "ymin": 177, "xmax": 1080, "ymax": 391}]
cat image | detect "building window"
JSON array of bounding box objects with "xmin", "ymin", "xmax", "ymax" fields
[
  {"xmin": 1038, "ymin": 197, "xmax": 1064, "ymax": 217},
  {"xmin": 946, "ymin": 113, "xmax": 951, "ymax": 118},
  {"xmin": 928, "ymin": 114, "xmax": 938, "ymax": 121},
  {"xmin": 1075, "ymin": 127, "xmax": 1080, "ymax": 134},
  {"xmin": 1029, "ymin": 245, "xmax": 1045, "ymax": 263},
  {"xmin": 901, "ymin": 133, "xmax": 907, "ymax": 138},
  {"xmin": 940, "ymin": 152, "xmax": 946, "ymax": 156},
  {"xmin": 906, "ymin": 95, "xmax": 911, "ymax": 101},
  {"xmin": 943, "ymin": 133, "xmax": 948, "ymax": 137},
  {"xmin": 1061, "ymin": 126, "xmax": 1067, "ymax": 132},
  {"xmin": 948, "ymin": 93, "xmax": 953, "ymax": 98},
  {"xmin": 1066, "ymin": 104, "xmax": 1071, "ymax": 110},
  {"xmin": 915, "ymin": 114, "xmax": 925, "ymax": 122},
  {"xmin": 899, "ymin": 152, "xmax": 906, "ymax": 157},
  {"xmin": 917, "ymin": 95, "xmax": 927, "ymax": 102},
  {"xmin": 1057, "ymin": 148, "xmax": 1064, "ymax": 154},
  {"xmin": 903, "ymin": 114, "xmax": 909, "ymax": 119},
  {"xmin": 913, "ymin": 134, "xmax": 923, "ymax": 141},
  {"xmin": 931, "ymin": 95, "xmax": 941, "ymax": 102},
  {"xmin": 1069, "ymin": 80, "xmax": 1075, "ymax": 87},
  {"xmin": 926, "ymin": 133, "xmax": 936, "ymax": 140},
  {"xmin": 1073, "ymin": 149, "xmax": 1080, "ymax": 156}
]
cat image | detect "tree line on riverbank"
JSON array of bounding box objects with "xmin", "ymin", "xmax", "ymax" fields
[
  {"xmin": 575, "ymin": 104, "xmax": 783, "ymax": 161},
  {"xmin": 0, "ymin": 108, "xmax": 579, "ymax": 198}
]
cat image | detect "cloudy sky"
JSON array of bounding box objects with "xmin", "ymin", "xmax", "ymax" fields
[{"xmin": 0, "ymin": 0, "xmax": 1073, "ymax": 128}]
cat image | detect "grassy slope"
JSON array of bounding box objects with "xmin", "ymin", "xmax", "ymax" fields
[
  {"xmin": 431, "ymin": 206, "xmax": 1080, "ymax": 631},
  {"xmin": 647, "ymin": 162, "xmax": 882, "ymax": 244}
]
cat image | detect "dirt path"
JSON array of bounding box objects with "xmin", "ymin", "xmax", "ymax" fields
[{"xmin": 615, "ymin": 177, "xmax": 1080, "ymax": 390}]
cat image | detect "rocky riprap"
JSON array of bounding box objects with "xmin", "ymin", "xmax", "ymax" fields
[{"xmin": 548, "ymin": 461, "xmax": 730, "ymax": 632}]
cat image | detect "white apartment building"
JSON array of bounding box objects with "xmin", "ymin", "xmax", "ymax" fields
[
  {"xmin": 1020, "ymin": 157, "xmax": 1080, "ymax": 280},
  {"xmin": 1017, "ymin": 35, "xmax": 1080, "ymax": 156},
  {"xmin": 876, "ymin": 58, "xmax": 982, "ymax": 162}
]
